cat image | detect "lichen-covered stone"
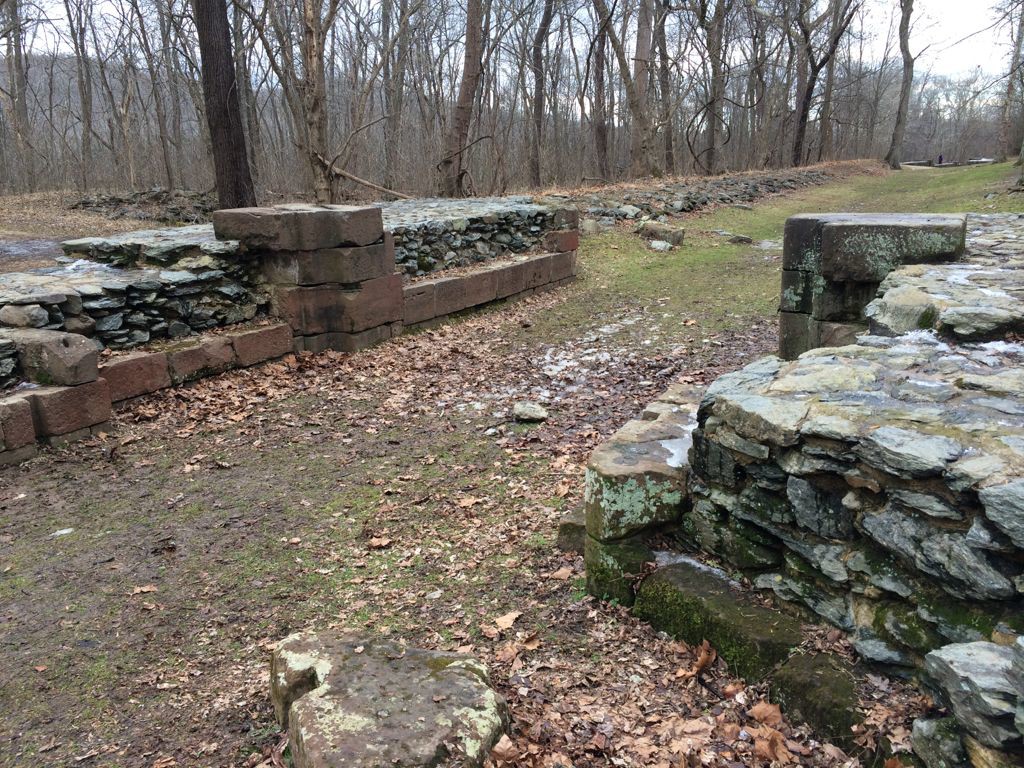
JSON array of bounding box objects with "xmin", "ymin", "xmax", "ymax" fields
[
  {"xmin": 771, "ymin": 653, "xmax": 860, "ymax": 744},
  {"xmin": 271, "ymin": 632, "xmax": 507, "ymax": 768}
]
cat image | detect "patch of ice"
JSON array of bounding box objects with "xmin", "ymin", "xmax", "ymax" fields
[{"xmin": 659, "ymin": 438, "xmax": 690, "ymax": 469}]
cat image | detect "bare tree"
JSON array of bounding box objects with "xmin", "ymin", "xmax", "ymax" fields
[
  {"xmin": 884, "ymin": 0, "xmax": 915, "ymax": 169},
  {"xmin": 438, "ymin": 0, "xmax": 485, "ymax": 196},
  {"xmin": 192, "ymin": 0, "xmax": 256, "ymax": 207}
]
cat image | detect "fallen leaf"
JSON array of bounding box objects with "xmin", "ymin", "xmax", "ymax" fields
[
  {"xmin": 494, "ymin": 610, "xmax": 521, "ymax": 630},
  {"xmin": 747, "ymin": 700, "xmax": 783, "ymax": 726}
]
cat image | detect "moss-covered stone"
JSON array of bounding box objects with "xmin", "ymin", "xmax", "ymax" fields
[
  {"xmin": 771, "ymin": 653, "xmax": 859, "ymax": 745},
  {"xmin": 633, "ymin": 560, "xmax": 802, "ymax": 680},
  {"xmin": 679, "ymin": 499, "xmax": 782, "ymax": 570},
  {"xmin": 584, "ymin": 534, "xmax": 654, "ymax": 606},
  {"xmin": 874, "ymin": 602, "xmax": 945, "ymax": 655},
  {"xmin": 556, "ymin": 507, "xmax": 586, "ymax": 554}
]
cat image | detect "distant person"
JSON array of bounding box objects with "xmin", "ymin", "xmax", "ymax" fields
[{"xmin": 938, "ymin": 154, "xmax": 944, "ymax": 165}]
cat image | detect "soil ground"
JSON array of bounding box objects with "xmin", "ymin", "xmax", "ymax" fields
[{"xmin": 0, "ymin": 162, "xmax": 1020, "ymax": 768}]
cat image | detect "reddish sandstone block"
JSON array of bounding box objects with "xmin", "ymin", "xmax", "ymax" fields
[
  {"xmin": 99, "ymin": 351, "xmax": 171, "ymax": 402},
  {"xmin": 550, "ymin": 251, "xmax": 576, "ymax": 282},
  {"xmin": 300, "ymin": 324, "xmax": 396, "ymax": 354},
  {"xmin": 494, "ymin": 260, "xmax": 528, "ymax": 299},
  {"xmin": 544, "ymin": 230, "xmax": 580, "ymax": 253},
  {"xmin": 27, "ymin": 380, "xmax": 111, "ymax": 437},
  {"xmin": 403, "ymin": 282, "xmax": 437, "ymax": 325},
  {"xmin": 213, "ymin": 205, "xmax": 383, "ymax": 250},
  {"xmin": 432, "ymin": 276, "xmax": 468, "ymax": 316},
  {"xmin": 337, "ymin": 274, "xmax": 403, "ymax": 332},
  {"xmin": 0, "ymin": 394, "xmax": 35, "ymax": 450},
  {"xmin": 260, "ymin": 243, "xmax": 393, "ymax": 286},
  {"xmin": 167, "ymin": 337, "xmax": 237, "ymax": 384},
  {"xmin": 523, "ymin": 254, "xmax": 553, "ymax": 289},
  {"xmin": 550, "ymin": 208, "xmax": 580, "ymax": 229},
  {"xmin": 271, "ymin": 286, "xmax": 344, "ymax": 335},
  {"xmin": 230, "ymin": 324, "xmax": 293, "ymax": 367}
]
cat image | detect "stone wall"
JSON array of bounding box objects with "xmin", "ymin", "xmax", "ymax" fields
[
  {"xmin": 779, "ymin": 213, "xmax": 967, "ymax": 359},
  {"xmin": 583, "ymin": 211, "xmax": 1024, "ymax": 764},
  {"xmin": 1, "ymin": 202, "xmax": 579, "ymax": 462}
]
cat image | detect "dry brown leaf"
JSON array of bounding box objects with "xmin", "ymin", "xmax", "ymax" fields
[
  {"xmin": 494, "ymin": 610, "xmax": 521, "ymax": 630},
  {"xmin": 747, "ymin": 700, "xmax": 783, "ymax": 726}
]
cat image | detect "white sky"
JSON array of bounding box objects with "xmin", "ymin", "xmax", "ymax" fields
[{"xmin": 882, "ymin": 0, "xmax": 1016, "ymax": 77}]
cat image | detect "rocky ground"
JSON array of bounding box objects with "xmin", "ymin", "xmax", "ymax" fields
[{"xmin": 0, "ymin": 162, "xmax": 1020, "ymax": 768}]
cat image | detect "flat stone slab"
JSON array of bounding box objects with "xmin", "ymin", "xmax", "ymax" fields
[
  {"xmin": 271, "ymin": 632, "xmax": 507, "ymax": 768},
  {"xmin": 866, "ymin": 214, "xmax": 1024, "ymax": 341}
]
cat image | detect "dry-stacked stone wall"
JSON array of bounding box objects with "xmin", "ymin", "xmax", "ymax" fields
[{"xmin": 583, "ymin": 212, "xmax": 1024, "ymax": 764}]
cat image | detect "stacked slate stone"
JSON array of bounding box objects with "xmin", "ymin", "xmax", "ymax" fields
[
  {"xmin": 0, "ymin": 225, "xmax": 269, "ymax": 349},
  {"xmin": 779, "ymin": 213, "xmax": 967, "ymax": 360},
  {"xmin": 539, "ymin": 167, "xmax": 832, "ymax": 221},
  {"xmin": 0, "ymin": 339, "xmax": 19, "ymax": 389},
  {"xmin": 382, "ymin": 197, "xmax": 555, "ymax": 276},
  {"xmin": 213, "ymin": 203, "xmax": 401, "ymax": 354}
]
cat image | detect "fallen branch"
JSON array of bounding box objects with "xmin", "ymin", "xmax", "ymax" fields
[{"xmin": 316, "ymin": 153, "xmax": 413, "ymax": 200}]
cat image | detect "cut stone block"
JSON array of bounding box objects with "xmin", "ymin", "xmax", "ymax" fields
[
  {"xmin": 402, "ymin": 282, "xmax": 436, "ymax": 325},
  {"xmin": 99, "ymin": 351, "xmax": 171, "ymax": 402},
  {"xmin": 817, "ymin": 320, "xmax": 864, "ymax": 349},
  {"xmin": 299, "ymin": 324, "xmax": 398, "ymax": 354},
  {"xmin": 778, "ymin": 311, "xmax": 815, "ymax": 361},
  {"xmin": 523, "ymin": 254, "xmax": 553, "ymax": 289},
  {"xmin": 271, "ymin": 631, "xmax": 507, "ymax": 768},
  {"xmin": 633, "ymin": 559, "xmax": 803, "ymax": 680},
  {"xmin": 230, "ymin": 323, "xmax": 293, "ymax": 367},
  {"xmin": 584, "ymin": 405, "xmax": 695, "ymax": 542},
  {"xmin": 271, "ymin": 285, "xmax": 344, "ymax": 335},
  {"xmin": 544, "ymin": 229, "xmax": 580, "ymax": 253},
  {"xmin": 212, "ymin": 204, "xmax": 384, "ymax": 250},
  {"xmin": 493, "ymin": 260, "xmax": 528, "ymax": 299},
  {"xmin": 0, "ymin": 394, "xmax": 35, "ymax": 450},
  {"xmin": 819, "ymin": 215, "xmax": 967, "ymax": 282},
  {"xmin": 260, "ymin": 243, "xmax": 393, "ymax": 286},
  {"xmin": 811, "ymin": 281, "xmax": 880, "ymax": 322},
  {"xmin": 771, "ymin": 653, "xmax": 860, "ymax": 745},
  {"xmin": 584, "ymin": 534, "xmax": 654, "ymax": 606},
  {"xmin": 26, "ymin": 380, "xmax": 111, "ymax": 437},
  {"xmin": 550, "ymin": 251, "xmax": 576, "ymax": 282},
  {"xmin": 336, "ymin": 274, "xmax": 403, "ymax": 333},
  {"xmin": 556, "ymin": 507, "xmax": 586, "ymax": 554},
  {"xmin": 780, "ymin": 270, "xmax": 814, "ymax": 314},
  {"xmin": 167, "ymin": 337, "xmax": 237, "ymax": 383},
  {"xmin": 782, "ymin": 214, "xmax": 826, "ymax": 272},
  {"xmin": 0, "ymin": 328, "xmax": 98, "ymax": 386}
]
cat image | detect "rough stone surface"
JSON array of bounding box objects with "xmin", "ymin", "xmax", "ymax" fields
[
  {"xmin": 912, "ymin": 717, "xmax": 969, "ymax": 768},
  {"xmin": 924, "ymin": 642, "xmax": 1020, "ymax": 750},
  {"xmin": 634, "ymin": 558, "xmax": 803, "ymax": 680},
  {"xmin": 26, "ymin": 380, "xmax": 111, "ymax": 437},
  {"xmin": 99, "ymin": 351, "xmax": 171, "ymax": 402},
  {"xmin": 1, "ymin": 328, "xmax": 98, "ymax": 386},
  {"xmin": 213, "ymin": 204, "xmax": 384, "ymax": 250},
  {"xmin": 512, "ymin": 401, "xmax": 548, "ymax": 422},
  {"xmin": 167, "ymin": 337, "xmax": 237, "ymax": 383},
  {"xmin": 271, "ymin": 631, "xmax": 507, "ymax": 768}
]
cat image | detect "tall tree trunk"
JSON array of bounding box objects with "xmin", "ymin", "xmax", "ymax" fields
[
  {"xmin": 654, "ymin": 1, "xmax": 674, "ymax": 174},
  {"xmin": 529, "ymin": 0, "xmax": 555, "ymax": 187},
  {"xmin": 438, "ymin": 0, "xmax": 484, "ymax": 196},
  {"xmin": 592, "ymin": 0, "xmax": 657, "ymax": 176},
  {"xmin": 702, "ymin": 0, "xmax": 728, "ymax": 175},
  {"xmin": 999, "ymin": 3, "xmax": 1024, "ymax": 162},
  {"xmin": 5, "ymin": 0, "xmax": 34, "ymax": 188},
  {"xmin": 630, "ymin": 0, "xmax": 654, "ymax": 176},
  {"xmin": 193, "ymin": 0, "xmax": 257, "ymax": 208},
  {"xmin": 884, "ymin": 0, "xmax": 914, "ymax": 170},
  {"xmin": 593, "ymin": 24, "xmax": 610, "ymax": 179}
]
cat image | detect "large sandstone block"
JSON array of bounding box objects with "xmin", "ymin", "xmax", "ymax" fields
[
  {"xmin": 337, "ymin": 274, "xmax": 403, "ymax": 332},
  {"xmin": 434, "ymin": 271, "xmax": 497, "ymax": 317},
  {"xmin": 299, "ymin": 323, "xmax": 398, "ymax": 354},
  {"xmin": 272, "ymin": 285, "xmax": 343, "ymax": 335},
  {"xmin": 167, "ymin": 337, "xmax": 237, "ymax": 383},
  {"xmin": 212, "ymin": 204, "xmax": 384, "ymax": 250},
  {"xmin": 27, "ymin": 380, "xmax": 111, "ymax": 437},
  {"xmin": 523, "ymin": 254, "xmax": 552, "ymax": 289},
  {"xmin": 584, "ymin": 534, "xmax": 655, "ymax": 606},
  {"xmin": 99, "ymin": 351, "xmax": 171, "ymax": 402},
  {"xmin": 778, "ymin": 311, "xmax": 816, "ymax": 361},
  {"xmin": 0, "ymin": 394, "xmax": 35, "ymax": 450},
  {"xmin": 271, "ymin": 632, "xmax": 507, "ymax": 768},
  {"xmin": 260, "ymin": 243, "xmax": 393, "ymax": 286},
  {"xmin": 1, "ymin": 328, "xmax": 98, "ymax": 386},
  {"xmin": 550, "ymin": 251, "xmax": 576, "ymax": 282},
  {"xmin": 493, "ymin": 260, "xmax": 528, "ymax": 299},
  {"xmin": 544, "ymin": 229, "xmax": 580, "ymax": 253},
  {"xmin": 780, "ymin": 270, "xmax": 814, "ymax": 314},
  {"xmin": 230, "ymin": 323, "xmax": 293, "ymax": 367},
  {"xmin": 402, "ymin": 282, "xmax": 436, "ymax": 325}
]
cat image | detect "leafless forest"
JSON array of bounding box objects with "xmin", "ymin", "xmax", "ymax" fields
[{"xmin": 1, "ymin": 0, "xmax": 1023, "ymax": 201}]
